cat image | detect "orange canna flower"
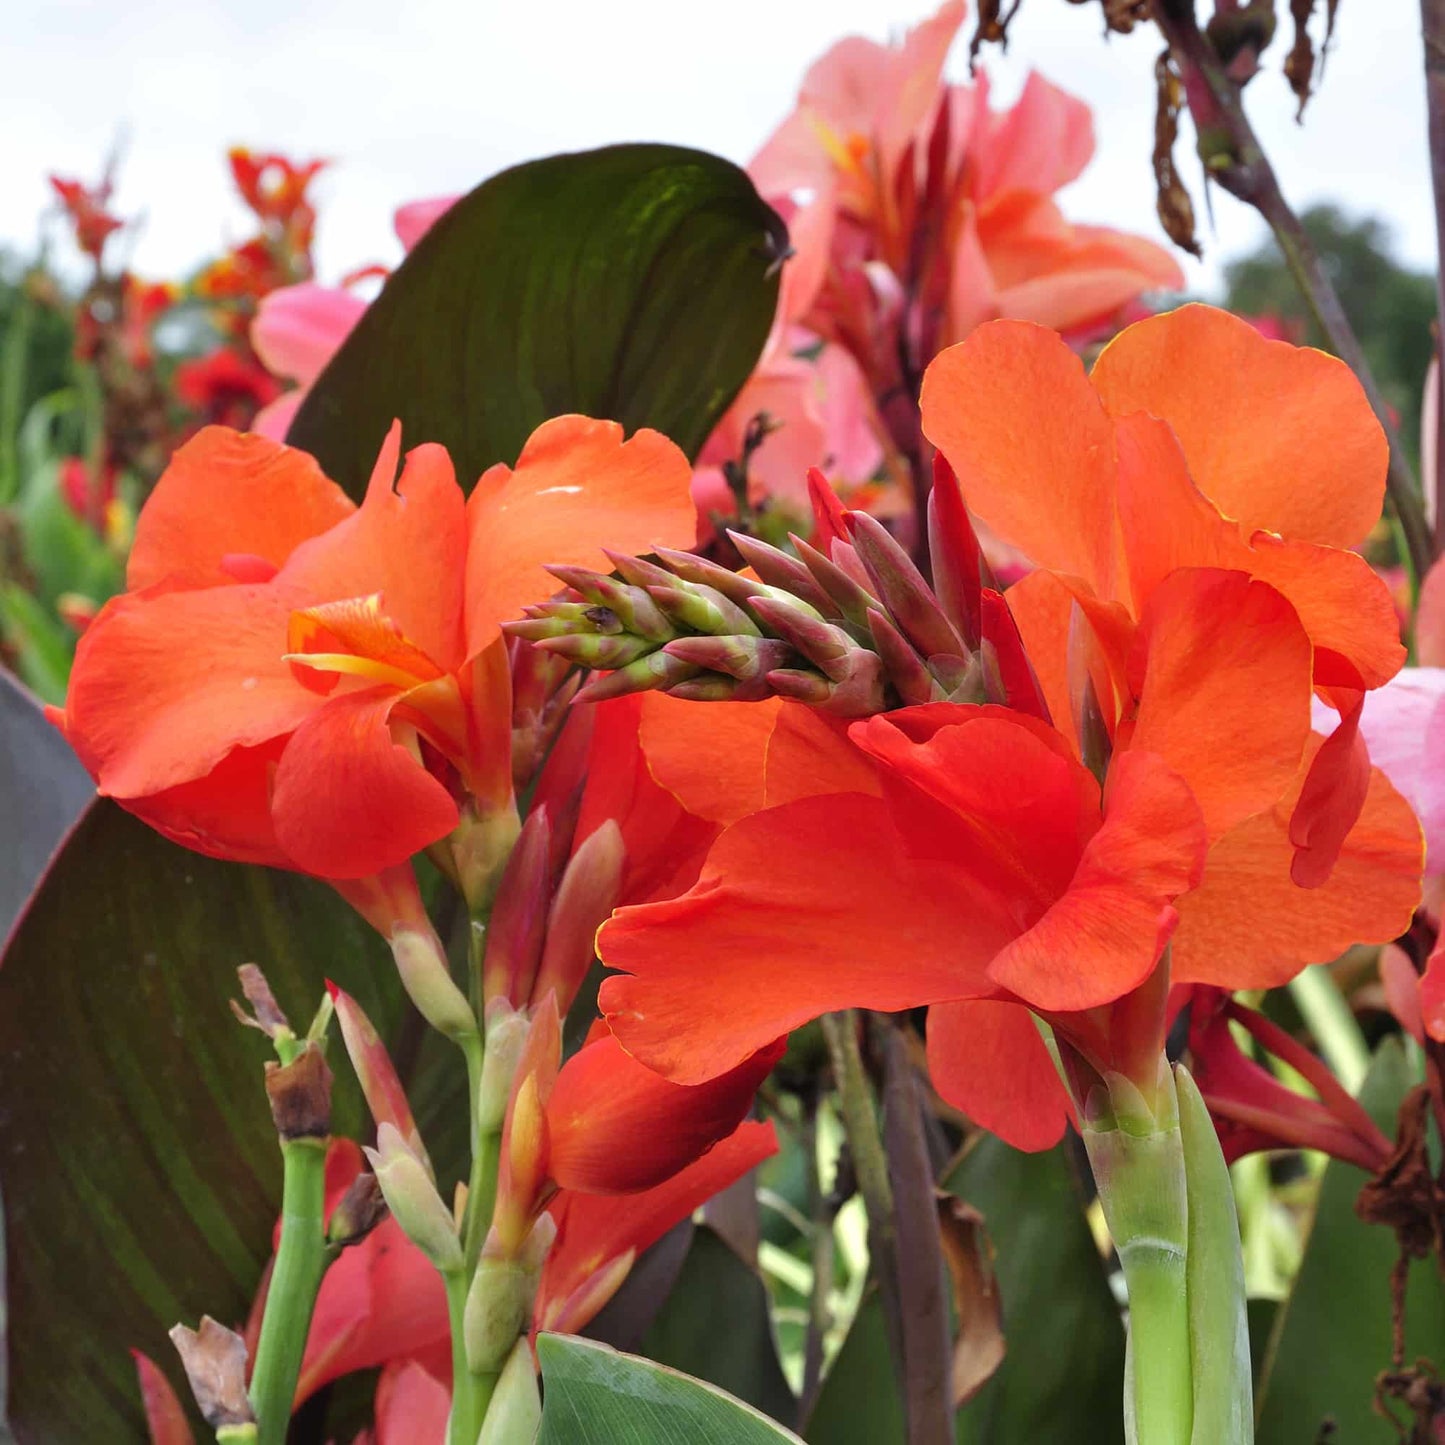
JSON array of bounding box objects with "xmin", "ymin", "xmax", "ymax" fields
[{"xmin": 52, "ymin": 417, "xmax": 695, "ymax": 897}]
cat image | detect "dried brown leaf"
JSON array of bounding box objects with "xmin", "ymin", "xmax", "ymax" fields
[
  {"xmin": 169, "ymin": 1316, "xmax": 253, "ymax": 1428},
  {"xmin": 1153, "ymin": 49, "xmax": 1203, "ymax": 256},
  {"xmin": 937, "ymin": 1197, "xmax": 1007, "ymax": 1406}
]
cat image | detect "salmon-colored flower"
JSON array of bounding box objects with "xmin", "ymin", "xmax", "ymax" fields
[
  {"xmin": 53, "ymin": 416, "xmax": 695, "ymax": 893},
  {"xmin": 921, "ymin": 303, "xmax": 1417, "ymax": 910}
]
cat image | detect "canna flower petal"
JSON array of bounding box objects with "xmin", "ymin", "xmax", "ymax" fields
[
  {"xmin": 1172, "ymin": 736, "xmax": 1423, "ymax": 989},
  {"xmin": 976, "ymin": 72, "xmax": 1095, "ymax": 198},
  {"xmin": 925, "ymin": 999, "xmax": 1073, "ymax": 1153},
  {"xmin": 464, "ymin": 416, "xmax": 695, "ymax": 656},
  {"xmin": 375, "ymin": 1359, "xmax": 451, "ymax": 1445},
  {"xmin": 920, "ymin": 319, "xmax": 1118, "ymax": 593},
  {"xmin": 536, "ymin": 1119, "xmax": 779, "ymax": 1336},
  {"xmin": 251, "ymin": 283, "xmax": 367, "ymax": 388},
  {"xmin": 126, "ymin": 427, "xmax": 353, "ymax": 591},
  {"xmin": 1127, "ymin": 569, "xmax": 1312, "ymax": 843},
  {"xmin": 132, "ymin": 1350, "xmax": 196, "ymax": 1445},
  {"xmin": 544, "ymin": 1030, "xmax": 783, "ymax": 1194},
  {"xmin": 1091, "ymin": 303, "xmax": 1388, "ymax": 550}
]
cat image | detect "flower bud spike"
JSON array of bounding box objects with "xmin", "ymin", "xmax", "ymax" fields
[
  {"xmin": 505, "ymin": 601, "xmax": 607, "ymax": 642},
  {"xmin": 572, "ymin": 651, "xmax": 702, "ymax": 705},
  {"xmin": 663, "ymin": 634, "xmax": 797, "ymax": 682},
  {"xmin": 542, "ymin": 566, "xmax": 672, "ymax": 641},
  {"xmin": 749, "ymin": 596, "xmax": 858, "ymax": 678},
  {"xmin": 327, "ymin": 979, "xmax": 431, "ymax": 1171},
  {"xmin": 531, "ymin": 820, "xmax": 625, "ymax": 1015},
  {"xmin": 671, "ymin": 675, "xmax": 760, "ymax": 701},
  {"xmin": 483, "ymin": 806, "xmax": 554, "ymax": 1010},
  {"xmin": 791, "ymin": 534, "xmax": 881, "ymax": 630},
  {"xmin": 600, "ymin": 548, "xmax": 680, "ymax": 593},
  {"xmin": 767, "ymin": 651, "xmax": 889, "ymax": 716},
  {"xmin": 649, "ymin": 546, "xmax": 772, "ymax": 611},
  {"xmin": 866, "ymin": 608, "xmax": 939, "ymax": 706},
  {"xmin": 532, "ymin": 632, "xmax": 656, "ymax": 668},
  {"xmin": 726, "ymin": 530, "xmax": 837, "ymax": 617},
  {"xmin": 390, "ymin": 925, "xmax": 478, "ymax": 1042},
  {"xmin": 646, "ymin": 582, "xmax": 759, "ymax": 638},
  {"xmin": 927, "ymin": 451, "xmax": 983, "ymax": 649},
  {"xmin": 846, "ymin": 510, "xmax": 964, "ymax": 660}
]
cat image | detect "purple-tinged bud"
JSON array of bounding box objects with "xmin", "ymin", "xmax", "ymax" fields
[
  {"xmin": 329, "ymin": 981, "xmax": 431, "ymax": 1172},
  {"xmin": 750, "ymin": 596, "xmax": 856, "ymax": 676},
  {"xmin": 791, "ymin": 535, "xmax": 880, "ymax": 629},
  {"xmin": 543, "ymin": 566, "xmax": 672, "ymax": 641},
  {"xmin": 663, "ymin": 634, "xmax": 797, "ymax": 682},
  {"xmin": 767, "ymin": 651, "xmax": 888, "ymax": 717},
  {"xmin": 726, "ymin": 530, "xmax": 836, "ymax": 617},
  {"xmin": 532, "ymin": 819, "xmax": 625, "ymax": 1015},
  {"xmin": 328, "ymin": 1169, "xmax": 388, "ymax": 1249},
  {"xmin": 646, "ymin": 583, "xmax": 759, "ymax": 638},
  {"xmin": 532, "ymin": 632, "xmax": 657, "ymax": 668},
  {"xmin": 926, "ymin": 452, "xmax": 983, "ymax": 649},
  {"xmin": 650, "ymin": 546, "xmax": 771, "ymax": 611},
  {"xmin": 602, "ymin": 548, "xmax": 680, "ymax": 593},
  {"xmin": 365, "ymin": 1123, "xmax": 464, "ymax": 1272},
  {"xmin": 866, "ymin": 608, "xmax": 938, "ymax": 706},
  {"xmin": 483, "ymin": 807, "xmax": 554, "ymax": 1010},
  {"xmin": 505, "ymin": 602, "xmax": 607, "ymax": 642},
  {"xmin": 572, "ymin": 651, "xmax": 702, "ymax": 704},
  {"xmin": 669, "ymin": 675, "xmax": 755, "ymax": 702},
  {"xmin": 847, "ymin": 511, "xmax": 964, "ymax": 660}
]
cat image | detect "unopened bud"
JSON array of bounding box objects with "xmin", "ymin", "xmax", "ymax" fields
[
  {"xmin": 464, "ymin": 1255, "xmax": 538, "ymax": 1374},
  {"xmin": 328, "ymin": 981, "xmax": 430, "ymax": 1172},
  {"xmin": 390, "ymin": 928, "xmax": 477, "ymax": 1042},
  {"xmin": 791, "ymin": 535, "xmax": 880, "ymax": 628},
  {"xmin": 169, "ymin": 1317, "xmax": 253, "ymax": 1429},
  {"xmin": 749, "ymin": 596, "xmax": 853, "ymax": 675},
  {"xmin": 544, "ymin": 566, "xmax": 673, "ymax": 641},
  {"xmin": 663, "ymin": 634, "xmax": 796, "ymax": 683},
  {"xmin": 866, "ymin": 608, "xmax": 938, "ymax": 706},
  {"xmin": 365, "ymin": 1123, "xmax": 464, "ymax": 1273},
  {"xmin": 646, "ymin": 581, "xmax": 759, "ymax": 638},
  {"xmin": 535, "ymin": 631, "xmax": 656, "ymax": 668},
  {"xmin": 572, "ymin": 650, "xmax": 701, "ymax": 704},
  {"xmin": 847, "ymin": 510, "xmax": 964, "ymax": 660},
  {"xmin": 476, "ymin": 1339, "xmax": 542, "ymax": 1445},
  {"xmin": 532, "ymin": 820, "xmax": 625, "ymax": 1014},
  {"xmin": 727, "ymin": 530, "xmax": 835, "ymax": 616},
  {"xmin": 478, "ymin": 1005, "xmax": 532, "ymax": 1133},
  {"xmin": 483, "ymin": 808, "xmax": 553, "ymax": 1010}
]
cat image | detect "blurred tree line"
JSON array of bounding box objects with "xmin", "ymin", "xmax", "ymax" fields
[{"xmin": 1222, "ymin": 205, "xmax": 1436, "ymax": 470}]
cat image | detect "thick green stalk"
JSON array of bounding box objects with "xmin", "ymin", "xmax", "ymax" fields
[
  {"xmin": 248, "ymin": 1136, "xmax": 328, "ymax": 1445},
  {"xmin": 460, "ymin": 1031, "xmax": 502, "ymax": 1276},
  {"xmin": 1081, "ymin": 1063, "xmax": 1193, "ymax": 1445},
  {"xmin": 445, "ymin": 1270, "xmax": 496, "ymax": 1445}
]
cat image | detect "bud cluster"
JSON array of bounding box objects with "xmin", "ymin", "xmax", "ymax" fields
[{"xmin": 504, "ymin": 467, "xmax": 999, "ymax": 718}]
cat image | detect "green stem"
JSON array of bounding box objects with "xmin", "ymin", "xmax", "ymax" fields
[
  {"xmin": 460, "ymin": 1032, "xmax": 502, "ymax": 1276},
  {"xmin": 820, "ymin": 1012, "xmax": 893, "ymax": 1238},
  {"xmin": 445, "ymin": 1270, "xmax": 496, "ymax": 1445},
  {"xmin": 1286, "ymin": 964, "xmax": 1370, "ymax": 1095},
  {"xmin": 1080, "ymin": 1063, "xmax": 1193, "ymax": 1445},
  {"xmin": 248, "ymin": 1137, "xmax": 328, "ymax": 1445}
]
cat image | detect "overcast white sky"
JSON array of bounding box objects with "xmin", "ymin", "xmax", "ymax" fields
[{"xmin": 0, "ymin": 0, "xmax": 1433, "ymax": 296}]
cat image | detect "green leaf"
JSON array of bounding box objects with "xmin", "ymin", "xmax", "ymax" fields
[
  {"xmin": 0, "ymin": 668, "xmax": 91, "ymax": 937},
  {"xmin": 287, "ymin": 143, "xmax": 785, "ymax": 496},
  {"xmin": 0, "ymin": 801, "xmax": 404, "ymax": 1440},
  {"xmin": 1255, "ymin": 1038, "xmax": 1445, "ymax": 1442},
  {"xmin": 947, "ymin": 1136, "xmax": 1125, "ymax": 1445},
  {"xmin": 640, "ymin": 1225, "xmax": 797, "ymax": 1425},
  {"xmin": 803, "ymin": 1290, "xmax": 905, "ymax": 1444},
  {"xmin": 537, "ymin": 1333, "xmax": 805, "ymax": 1445},
  {"xmin": 0, "ymin": 584, "xmax": 74, "ymax": 706}
]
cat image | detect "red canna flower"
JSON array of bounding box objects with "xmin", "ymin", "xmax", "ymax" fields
[
  {"xmin": 173, "ymin": 347, "xmax": 282, "ymax": 430},
  {"xmin": 50, "ymin": 174, "xmax": 124, "ymax": 260}
]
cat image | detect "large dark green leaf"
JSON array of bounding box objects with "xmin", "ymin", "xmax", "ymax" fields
[
  {"xmin": 804, "ymin": 1290, "xmax": 905, "ymax": 1445},
  {"xmin": 537, "ymin": 1333, "xmax": 803, "ymax": 1445},
  {"xmin": 0, "ymin": 668, "xmax": 91, "ymax": 940},
  {"xmin": 1255, "ymin": 1039, "xmax": 1445, "ymax": 1442},
  {"xmin": 288, "ymin": 144, "xmax": 785, "ymax": 496},
  {"xmin": 639, "ymin": 1225, "xmax": 796, "ymax": 1426},
  {"xmin": 0, "ymin": 801, "xmax": 403, "ymax": 1441}
]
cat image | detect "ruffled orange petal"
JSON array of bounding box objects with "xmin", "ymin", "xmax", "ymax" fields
[
  {"xmin": 1129, "ymin": 569, "xmax": 1312, "ymax": 843},
  {"xmin": 920, "ymin": 319, "xmax": 1119, "ymax": 593},
  {"xmin": 600, "ymin": 792, "xmax": 1012, "ymax": 1084},
  {"xmin": 1114, "ymin": 413, "xmax": 1404, "ymax": 688},
  {"xmin": 1093, "ymin": 304, "xmax": 1388, "ymax": 549},
  {"xmin": 465, "ymin": 416, "xmax": 695, "ymax": 657},
  {"xmin": 638, "ymin": 695, "xmax": 779, "ymax": 826},
  {"xmin": 986, "ymin": 749, "xmax": 1207, "ymax": 1011},
  {"xmin": 271, "ymin": 687, "xmax": 460, "ymax": 879},
  {"xmin": 926, "ymin": 998, "xmax": 1072, "ymax": 1152},
  {"xmin": 545, "ymin": 1032, "xmax": 782, "ymax": 1194},
  {"xmin": 1172, "ymin": 740, "xmax": 1423, "ymax": 990},
  {"xmin": 281, "ymin": 428, "xmax": 468, "ymax": 673},
  {"xmin": 65, "ymin": 583, "xmax": 316, "ymax": 797},
  {"xmin": 126, "ymin": 427, "xmax": 353, "ymax": 591}
]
